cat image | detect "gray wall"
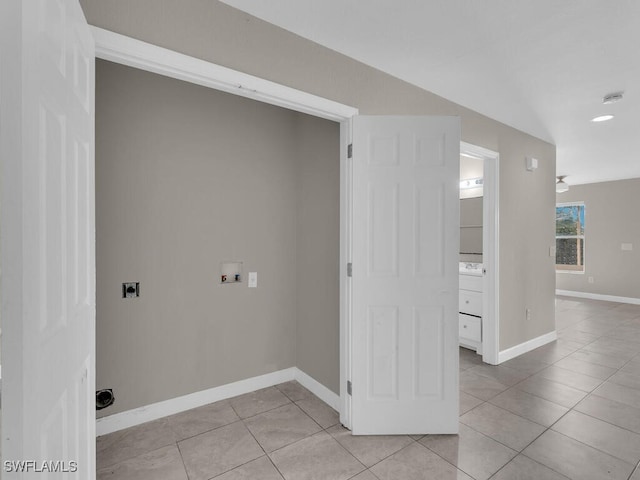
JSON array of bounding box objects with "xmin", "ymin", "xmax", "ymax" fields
[
  {"xmin": 83, "ymin": 0, "xmax": 557, "ymax": 402},
  {"xmin": 556, "ymin": 178, "xmax": 640, "ymax": 299},
  {"xmin": 95, "ymin": 60, "xmax": 339, "ymax": 416},
  {"xmin": 294, "ymin": 116, "xmax": 340, "ymax": 393}
]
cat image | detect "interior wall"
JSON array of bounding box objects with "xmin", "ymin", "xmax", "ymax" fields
[
  {"xmin": 294, "ymin": 115, "xmax": 340, "ymax": 394},
  {"xmin": 95, "ymin": 60, "xmax": 339, "ymax": 416},
  {"xmin": 83, "ymin": 0, "xmax": 556, "ymax": 366},
  {"xmin": 556, "ymin": 178, "xmax": 640, "ymax": 299}
]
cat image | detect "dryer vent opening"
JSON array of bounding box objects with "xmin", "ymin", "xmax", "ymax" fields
[{"xmin": 96, "ymin": 389, "xmax": 115, "ymax": 410}]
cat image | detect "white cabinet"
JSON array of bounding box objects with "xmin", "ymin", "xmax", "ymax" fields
[
  {"xmin": 459, "ymin": 290, "xmax": 482, "ymax": 317},
  {"xmin": 459, "ymin": 265, "xmax": 483, "ymax": 352},
  {"xmin": 459, "ymin": 314, "xmax": 482, "ymax": 344}
]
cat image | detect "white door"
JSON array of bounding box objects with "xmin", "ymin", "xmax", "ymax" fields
[
  {"xmin": 350, "ymin": 116, "xmax": 460, "ymax": 434},
  {"xmin": 1, "ymin": 0, "xmax": 96, "ymax": 476}
]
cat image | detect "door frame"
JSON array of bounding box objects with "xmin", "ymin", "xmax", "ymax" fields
[
  {"xmin": 88, "ymin": 28, "xmax": 500, "ymax": 432},
  {"xmin": 460, "ymin": 143, "xmax": 500, "ymax": 365}
]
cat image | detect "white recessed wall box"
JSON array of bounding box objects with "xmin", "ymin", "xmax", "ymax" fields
[
  {"xmin": 525, "ymin": 157, "xmax": 538, "ymax": 171},
  {"xmin": 220, "ymin": 261, "xmax": 243, "ymax": 284}
]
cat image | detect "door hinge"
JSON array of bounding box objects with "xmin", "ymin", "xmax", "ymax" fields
[
  {"xmin": 347, "ymin": 263, "xmax": 352, "ymax": 277},
  {"xmin": 347, "ymin": 143, "xmax": 353, "ymax": 158},
  {"xmin": 347, "ymin": 380, "xmax": 352, "ymax": 396}
]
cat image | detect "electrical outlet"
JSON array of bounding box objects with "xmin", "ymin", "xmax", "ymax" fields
[
  {"xmin": 526, "ymin": 308, "xmax": 531, "ymax": 322},
  {"xmin": 549, "ymin": 245, "xmax": 556, "ymax": 257},
  {"xmin": 248, "ymin": 272, "xmax": 258, "ymax": 288},
  {"xmin": 588, "ymin": 276, "xmax": 594, "ymax": 284}
]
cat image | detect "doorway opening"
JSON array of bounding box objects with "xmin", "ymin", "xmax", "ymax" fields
[
  {"xmin": 460, "ymin": 143, "xmax": 500, "ymax": 366},
  {"xmin": 92, "ymin": 28, "xmax": 357, "ymax": 435}
]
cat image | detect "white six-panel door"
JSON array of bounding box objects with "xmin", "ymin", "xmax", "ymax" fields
[
  {"xmin": 1, "ymin": 0, "xmax": 96, "ymax": 475},
  {"xmin": 351, "ymin": 116, "xmax": 460, "ymax": 434}
]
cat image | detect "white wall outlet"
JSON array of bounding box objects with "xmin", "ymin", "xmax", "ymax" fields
[
  {"xmin": 588, "ymin": 276, "xmax": 594, "ymax": 284},
  {"xmin": 248, "ymin": 272, "xmax": 258, "ymax": 288},
  {"xmin": 526, "ymin": 308, "xmax": 531, "ymax": 322},
  {"xmin": 621, "ymin": 243, "xmax": 633, "ymax": 251},
  {"xmin": 549, "ymin": 245, "xmax": 556, "ymax": 257}
]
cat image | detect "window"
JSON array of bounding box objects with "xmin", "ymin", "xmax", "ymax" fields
[{"xmin": 556, "ymin": 202, "xmax": 585, "ymax": 272}]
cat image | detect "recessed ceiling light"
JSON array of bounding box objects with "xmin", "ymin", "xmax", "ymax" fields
[
  {"xmin": 591, "ymin": 114, "xmax": 614, "ymax": 122},
  {"xmin": 603, "ymin": 92, "xmax": 624, "ymax": 104}
]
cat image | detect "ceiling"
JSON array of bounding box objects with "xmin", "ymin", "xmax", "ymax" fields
[{"xmin": 222, "ymin": 0, "xmax": 640, "ymax": 186}]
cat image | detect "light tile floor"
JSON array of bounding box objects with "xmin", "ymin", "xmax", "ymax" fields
[{"xmin": 97, "ymin": 297, "xmax": 640, "ymax": 480}]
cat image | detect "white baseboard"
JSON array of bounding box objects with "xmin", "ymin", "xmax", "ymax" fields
[
  {"xmin": 556, "ymin": 289, "xmax": 640, "ymax": 305},
  {"xmin": 498, "ymin": 331, "xmax": 557, "ymax": 363},
  {"xmin": 294, "ymin": 369, "xmax": 340, "ymax": 411},
  {"xmin": 96, "ymin": 367, "xmax": 340, "ymax": 437},
  {"xmin": 96, "ymin": 367, "xmax": 296, "ymax": 436}
]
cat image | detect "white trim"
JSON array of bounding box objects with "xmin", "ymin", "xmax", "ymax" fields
[
  {"xmin": 460, "ymin": 142, "xmax": 500, "ymax": 365},
  {"xmin": 96, "ymin": 367, "xmax": 340, "ymax": 437},
  {"xmin": 339, "ymin": 118, "xmax": 354, "ymax": 429},
  {"xmin": 96, "ymin": 368, "xmax": 296, "ymax": 436},
  {"xmin": 498, "ymin": 331, "xmax": 557, "ymax": 363},
  {"xmin": 91, "ymin": 26, "xmax": 358, "ymax": 122},
  {"xmin": 556, "ymin": 289, "xmax": 640, "ymax": 305},
  {"xmin": 294, "ymin": 370, "xmax": 341, "ymax": 411}
]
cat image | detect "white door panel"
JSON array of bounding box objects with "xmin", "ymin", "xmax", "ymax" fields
[
  {"xmin": 2, "ymin": 0, "xmax": 95, "ymax": 475},
  {"xmin": 351, "ymin": 116, "xmax": 459, "ymax": 434}
]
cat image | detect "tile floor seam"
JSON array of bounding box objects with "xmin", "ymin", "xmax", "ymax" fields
[
  {"xmin": 176, "ymin": 418, "xmax": 246, "ymax": 447},
  {"xmin": 542, "ymin": 427, "xmax": 638, "ymax": 470},
  {"xmin": 571, "ymin": 394, "xmax": 640, "ymax": 436},
  {"xmin": 509, "ymin": 377, "xmax": 584, "ymax": 408},
  {"xmin": 458, "ymin": 415, "xmax": 541, "ymax": 454},
  {"xmin": 292, "ymin": 398, "xmax": 334, "ymax": 431},
  {"xmin": 417, "ymin": 442, "xmax": 478, "ymax": 479},
  {"xmin": 550, "ymin": 361, "xmax": 618, "ymax": 381},
  {"xmin": 337, "ymin": 435, "xmax": 421, "ymax": 472},
  {"xmin": 174, "ymin": 441, "xmax": 192, "ymax": 480},
  {"xmin": 486, "ymin": 454, "xmax": 571, "ymax": 480},
  {"xmin": 273, "ymin": 383, "xmax": 299, "ymax": 403},
  {"xmin": 516, "ymin": 451, "xmax": 576, "ymax": 480},
  {"xmin": 95, "ymin": 435, "xmax": 177, "ymax": 471},
  {"xmin": 264, "ymin": 452, "xmax": 287, "ymax": 480},
  {"xmin": 203, "ymin": 454, "xmax": 266, "ymax": 480},
  {"xmin": 169, "ymin": 419, "xmax": 240, "ymax": 445},
  {"xmin": 231, "ymin": 399, "xmax": 294, "ymax": 421},
  {"xmin": 240, "ymin": 417, "xmax": 269, "ymax": 457},
  {"xmin": 540, "ymin": 366, "xmax": 612, "ymax": 394},
  {"xmin": 420, "ymin": 429, "xmax": 517, "ymax": 480},
  {"xmin": 324, "ymin": 432, "xmax": 370, "ymax": 473}
]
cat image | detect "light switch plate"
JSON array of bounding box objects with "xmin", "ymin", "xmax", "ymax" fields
[{"xmin": 248, "ymin": 272, "xmax": 258, "ymax": 288}]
